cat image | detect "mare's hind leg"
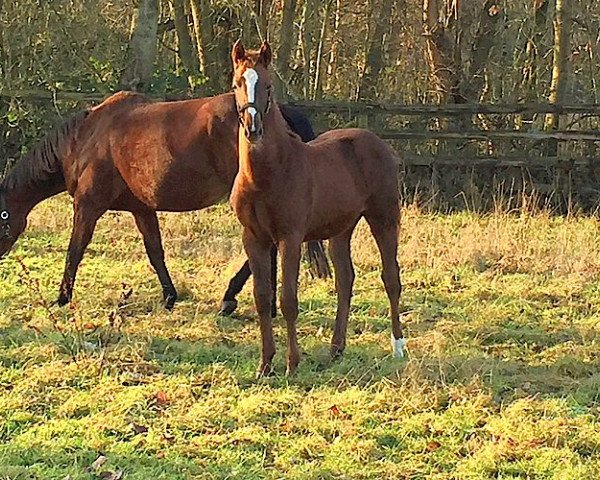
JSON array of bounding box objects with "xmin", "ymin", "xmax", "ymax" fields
[
  {"xmin": 329, "ymin": 228, "xmax": 356, "ymax": 358},
  {"xmin": 58, "ymin": 198, "xmax": 106, "ymax": 306},
  {"xmin": 220, "ymin": 261, "xmax": 251, "ymax": 315},
  {"xmin": 132, "ymin": 210, "xmax": 177, "ymax": 310},
  {"xmin": 364, "ymin": 211, "xmax": 405, "ymax": 357},
  {"xmin": 220, "ymin": 246, "xmax": 278, "ymax": 318}
]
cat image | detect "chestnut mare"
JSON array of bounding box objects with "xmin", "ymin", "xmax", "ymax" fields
[
  {"xmin": 230, "ymin": 41, "xmax": 406, "ymax": 377},
  {"xmin": 0, "ymin": 91, "xmax": 328, "ymax": 312}
]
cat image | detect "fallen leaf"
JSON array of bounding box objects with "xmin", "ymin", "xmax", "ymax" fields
[
  {"xmin": 329, "ymin": 405, "xmax": 342, "ymax": 417},
  {"xmin": 131, "ymin": 423, "xmax": 148, "ymax": 435},
  {"xmin": 99, "ymin": 471, "xmax": 123, "ymax": 480},
  {"xmin": 89, "ymin": 455, "xmax": 107, "ymax": 471},
  {"xmin": 155, "ymin": 391, "xmax": 169, "ymax": 405},
  {"xmin": 426, "ymin": 440, "xmax": 441, "ymax": 452}
]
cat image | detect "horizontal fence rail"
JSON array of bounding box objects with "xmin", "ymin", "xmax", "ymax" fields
[{"xmin": 3, "ymin": 89, "xmax": 600, "ymax": 169}]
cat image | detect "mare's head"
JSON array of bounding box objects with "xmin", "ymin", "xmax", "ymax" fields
[
  {"xmin": 0, "ymin": 185, "xmax": 27, "ymax": 259},
  {"xmin": 231, "ymin": 40, "xmax": 273, "ymax": 143}
]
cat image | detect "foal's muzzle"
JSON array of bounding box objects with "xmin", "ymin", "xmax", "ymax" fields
[{"xmin": 238, "ymin": 102, "xmax": 265, "ymax": 142}]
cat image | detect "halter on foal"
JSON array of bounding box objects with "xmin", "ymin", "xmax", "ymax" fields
[{"xmin": 229, "ymin": 41, "xmax": 406, "ymax": 377}]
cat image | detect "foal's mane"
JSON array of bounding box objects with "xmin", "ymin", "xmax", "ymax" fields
[{"xmin": 1, "ymin": 109, "xmax": 90, "ymax": 191}]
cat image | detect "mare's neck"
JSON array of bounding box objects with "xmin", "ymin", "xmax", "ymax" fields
[
  {"xmin": 238, "ymin": 105, "xmax": 297, "ymax": 189},
  {"xmin": 3, "ymin": 177, "xmax": 66, "ymax": 218}
]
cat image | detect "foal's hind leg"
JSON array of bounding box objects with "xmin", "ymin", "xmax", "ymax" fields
[
  {"xmin": 329, "ymin": 229, "xmax": 355, "ymax": 358},
  {"xmin": 132, "ymin": 210, "xmax": 177, "ymax": 309},
  {"xmin": 364, "ymin": 213, "xmax": 405, "ymax": 357},
  {"xmin": 219, "ymin": 245, "xmax": 277, "ymax": 317},
  {"xmin": 58, "ymin": 199, "xmax": 105, "ymax": 306}
]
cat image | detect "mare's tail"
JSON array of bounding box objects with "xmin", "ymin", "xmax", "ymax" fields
[{"xmin": 306, "ymin": 241, "xmax": 332, "ymax": 279}]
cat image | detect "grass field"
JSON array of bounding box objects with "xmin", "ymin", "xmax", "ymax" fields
[{"xmin": 1, "ymin": 195, "xmax": 600, "ymax": 479}]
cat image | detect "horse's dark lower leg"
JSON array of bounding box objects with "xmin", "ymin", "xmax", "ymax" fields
[
  {"xmin": 133, "ymin": 210, "xmax": 177, "ymax": 309},
  {"xmin": 219, "ymin": 261, "xmax": 251, "ymax": 315},
  {"xmin": 220, "ymin": 244, "xmax": 278, "ymax": 318},
  {"xmin": 58, "ymin": 203, "xmax": 103, "ymax": 306},
  {"xmin": 329, "ymin": 229, "xmax": 355, "ymax": 358}
]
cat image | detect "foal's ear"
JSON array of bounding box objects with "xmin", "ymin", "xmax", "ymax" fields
[
  {"xmin": 258, "ymin": 41, "xmax": 272, "ymax": 67},
  {"xmin": 232, "ymin": 40, "xmax": 246, "ymax": 64}
]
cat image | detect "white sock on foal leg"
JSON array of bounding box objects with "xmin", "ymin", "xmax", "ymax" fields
[{"xmin": 391, "ymin": 333, "xmax": 407, "ymax": 358}]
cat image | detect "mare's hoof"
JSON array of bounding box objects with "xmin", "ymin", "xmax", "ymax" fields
[
  {"xmin": 330, "ymin": 343, "xmax": 345, "ymax": 360},
  {"xmin": 56, "ymin": 293, "xmax": 71, "ymax": 307},
  {"xmin": 219, "ymin": 300, "xmax": 238, "ymax": 316},
  {"xmin": 164, "ymin": 291, "xmax": 178, "ymax": 310}
]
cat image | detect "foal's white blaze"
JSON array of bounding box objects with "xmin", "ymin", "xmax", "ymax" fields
[
  {"xmin": 391, "ymin": 333, "xmax": 407, "ymax": 358},
  {"xmin": 243, "ymin": 68, "xmax": 259, "ymax": 132}
]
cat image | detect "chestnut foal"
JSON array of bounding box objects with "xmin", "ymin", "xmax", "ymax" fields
[{"xmin": 229, "ymin": 41, "xmax": 406, "ymax": 377}]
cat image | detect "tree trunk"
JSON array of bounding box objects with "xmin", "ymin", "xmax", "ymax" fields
[
  {"xmin": 274, "ymin": 0, "xmax": 298, "ymax": 99},
  {"xmin": 544, "ymin": 0, "xmax": 570, "ymax": 131},
  {"xmin": 120, "ymin": 0, "xmax": 160, "ymax": 92},
  {"xmin": 422, "ymin": 0, "xmax": 462, "ymax": 104},
  {"xmin": 358, "ymin": 0, "xmax": 393, "ymax": 101},
  {"xmin": 313, "ymin": 0, "xmax": 332, "ymax": 100},
  {"xmin": 190, "ymin": 0, "xmax": 217, "ymax": 93},
  {"xmin": 254, "ymin": 0, "xmax": 273, "ymax": 39},
  {"xmin": 173, "ymin": 0, "xmax": 199, "ymax": 89},
  {"xmin": 522, "ymin": 0, "xmax": 550, "ymax": 98},
  {"xmin": 325, "ymin": 0, "xmax": 341, "ymax": 92},
  {"xmin": 301, "ymin": 0, "xmax": 318, "ymax": 98},
  {"xmin": 463, "ymin": 1, "xmax": 501, "ymax": 101}
]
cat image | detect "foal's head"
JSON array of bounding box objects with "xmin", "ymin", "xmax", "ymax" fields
[{"xmin": 231, "ymin": 40, "xmax": 273, "ymax": 143}]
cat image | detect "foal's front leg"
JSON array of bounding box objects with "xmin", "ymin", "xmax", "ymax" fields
[
  {"xmin": 279, "ymin": 237, "xmax": 303, "ymax": 375},
  {"xmin": 243, "ymin": 229, "xmax": 276, "ymax": 377}
]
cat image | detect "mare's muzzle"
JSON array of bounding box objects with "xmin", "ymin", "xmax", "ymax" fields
[
  {"xmin": 0, "ymin": 191, "xmax": 10, "ymax": 240},
  {"xmin": 0, "ymin": 213, "xmax": 10, "ymax": 241}
]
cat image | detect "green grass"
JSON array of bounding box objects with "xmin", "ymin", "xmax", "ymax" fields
[{"xmin": 1, "ymin": 195, "xmax": 600, "ymax": 479}]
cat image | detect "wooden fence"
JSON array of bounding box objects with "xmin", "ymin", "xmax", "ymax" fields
[{"xmin": 3, "ymin": 90, "xmax": 600, "ymax": 209}]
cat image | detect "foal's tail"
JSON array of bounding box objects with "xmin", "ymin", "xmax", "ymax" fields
[{"xmin": 305, "ymin": 240, "xmax": 332, "ymax": 279}]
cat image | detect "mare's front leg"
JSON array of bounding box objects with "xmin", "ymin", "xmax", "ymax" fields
[
  {"xmin": 58, "ymin": 196, "xmax": 106, "ymax": 306},
  {"xmin": 132, "ymin": 210, "xmax": 177, "ymax": 309},
  {"xmin": 219, "ymin": 245, "xmax": 278, "ymax": 318},
  {"xmin": 279, "ymin": 237, "xmax": 302, "ymax": 375},
  {"xmin": 243, "ymin": 229, "xmax": 276, "ymax": 377}
]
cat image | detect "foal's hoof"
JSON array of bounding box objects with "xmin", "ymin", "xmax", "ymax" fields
[
  {"xmin": 219, "ymin": 300, "xmax": 238, "ymax": 316},
  {"xmin": 256, "ymin": 363, "xmax": 274, "ymax": 379},
  {"xmin": 164, "ymin": 291, "xmax": 178, "ymax": 310}
]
